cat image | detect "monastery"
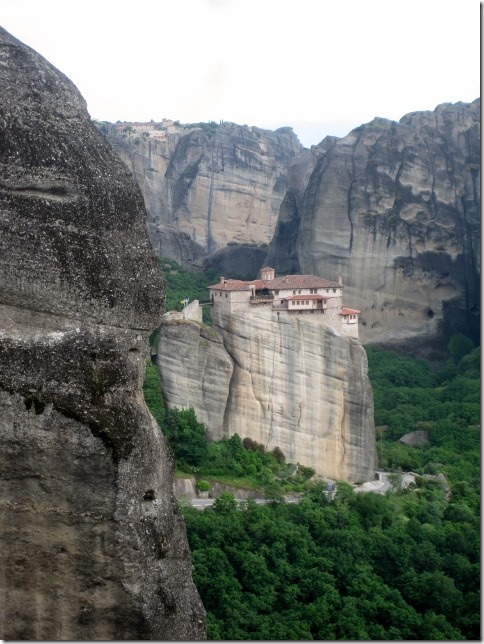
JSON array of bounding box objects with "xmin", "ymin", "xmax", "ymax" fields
[{"xmin": 208, "ymin": 267, "xmax": 361, "ymax": 338}]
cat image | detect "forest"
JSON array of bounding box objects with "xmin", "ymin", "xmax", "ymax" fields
[{"xmin": 144, "ymin": 259, "xmax": 480, "ymax": 640}]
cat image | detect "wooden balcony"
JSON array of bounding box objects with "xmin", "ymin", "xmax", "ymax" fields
[{"xmin": 250, "ymin": 294, "xmax": 274, "ymax": 305}]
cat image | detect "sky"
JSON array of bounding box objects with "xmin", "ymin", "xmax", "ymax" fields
[{"xmin": 1, "ymin": 0, "xmax": 480, "ymax": 147}]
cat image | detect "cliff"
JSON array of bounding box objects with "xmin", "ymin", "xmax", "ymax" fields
[
  {"xmin": 157, "ymin": 310, "xmax": 375, "ymax": 483},
  {"xmin": 267, "ymin": 100, "xmax": 481, "ymax": 347},
  {"xmin": 0, "ymin": 27, "xmax": 205, "ymax": 640},
  {"xmin": 102, "ymin": 102, "xmax": 479, "ymax": 349},
  {"xmin": 104, "ymin": 121, "xmax": 303, "ymax": 267}
]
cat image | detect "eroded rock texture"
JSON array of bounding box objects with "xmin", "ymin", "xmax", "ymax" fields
[
  {"xmin": 267, "ymin": 101, "xmax": 480, "ymax": 347},
  {"xmin": 0, "ymin": 27, "xmax": 205, "ymax": 640},
  {"xmin": 158, "ymin": 310, "xmax": 375, "ymax": 483},
  {"xmin": 105, "ymin": 122, "xmax": 303, "ymax": 265},
  {"xmin": 156, "ymin": 320, "xmax": 233, "ymax": 436}
]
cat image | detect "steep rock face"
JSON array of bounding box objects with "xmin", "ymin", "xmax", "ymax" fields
[
  {"xmin": 106, "ymin": 122, "xmax": 303, "ymax": 264},
  {"xmin": 0, "ymin": 27, "xmax": 205, "ymax": 640},
  {"xmin": 194, "ymin": 242, "xmax": 270, "ymax": 280},
  {"xmin": 268, "ymin": 101, "xmax": 480, "ymax": 346},
  {"xmin": 266, "ymin": 138, "xmax": 337, "ymax": 275},
  {"xmin": 158, "ymin": 310, "xmax": 375, "ymax": 483},
  {"xmin": 156, "ymin": 320, "xmax": 233, "ymax": 436}
]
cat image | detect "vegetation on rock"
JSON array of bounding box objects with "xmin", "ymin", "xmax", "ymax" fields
[
  {"xmin": 143, "ymin": 362, "xmax": 312, "ymax": 493},
  {"xmin": 143, "ymin": 259, "xmax": 480, "ymax": 640},
  {"xmin": 179, "ymin": 339, "xmax": 480, "ymax": 640},
  {"xmin": 158, "ymin": 256, "xmax": 218, "ymax": 325}
]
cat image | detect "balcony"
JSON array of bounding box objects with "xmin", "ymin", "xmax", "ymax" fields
[{"xmin": 250, "ymin": 294, "xmax": 274, "ymax": 305}]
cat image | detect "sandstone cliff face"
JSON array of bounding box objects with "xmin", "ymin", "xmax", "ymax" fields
[
  {"xmin": 158, "ymin": 310, "xmax": 375, "ymax": 483},
  {"xmin": 156, "ymin": 320, "xmax": 233, "ymax": 436},
  {"xmin": 0, "ymin": 27, "xmax": 204, "ymax": 640},
  {"xmin": 267, "ymin": 101, "xmax": 480, "ymax": 346},
  {"xmin": 106, "ymin": 122, "xmax": 303, "ymax": 265}
]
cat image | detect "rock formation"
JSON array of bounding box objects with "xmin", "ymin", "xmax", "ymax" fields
[
  {"xmin": 157, "ymin": 310, "xmax": 376, "ymax": 483},
  {"xmin": 0, "ymin": 27, "xmax": 205, "ymax": 640},
  {"xmin": 103, "ymin": 102, "xmax": 479, "ymax": 350},
  {"xmin": 103, "ymin": 121, "xmax": 303, "ymax": 266},
  {"xmin": 267, "ymin": 101, "xmax": 481, "ymax": 347},
  {"xmin": 156, "ymin": 320, "xmax": 233, "ymax": 434}
]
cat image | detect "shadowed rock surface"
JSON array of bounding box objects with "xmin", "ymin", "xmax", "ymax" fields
[
  {"xmin": 267, "ymin": 101, "xmax": 480, "ymax": 348},
  {"xmin": 102, "ymin": 103, "xmax": 479, "ymax": 351},
  {"xmin": 0, "ymin": 27, "xmax": 205, "ymax": 640},
  {"xmin": 104, "ymin": 121, "xmax": 303, "ymax": 266}
]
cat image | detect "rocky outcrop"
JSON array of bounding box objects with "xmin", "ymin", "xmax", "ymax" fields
[
  {"xmin": 267, "ymin": 101, "xmax": 480, "ymax": 347},
  {"xmin": 103, "ymin": 102, "xmax": 480, "ymax": 348},
  {"xmin": 399, "ymin": 430, "xmax": 429, "ymax": 446},
  {"xmin": 104, "ymin": 122, "xmax": 303, "ymax": 265},
  {"xmin": 156, "ymin": 320, "xmax": 233, "ymax": 436},
  {"xmin": 266, "ymin": 138, "xmax": 337, "ymax": 275},
  {"xmin": 158, "ymin": 310, "xmax": 376, "ymax": 483},
  {"xmin": 0, "ymin": 27, "xmax": 205, "ymax": 640}
]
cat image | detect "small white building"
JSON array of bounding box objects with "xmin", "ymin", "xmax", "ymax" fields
[
  {"xmin": 340, "ymin": 307, "xmax": 361, "ymax": 338},
  {"xmin": 208, "ymin": 278, "xmax": 251, "ymax": 313}
]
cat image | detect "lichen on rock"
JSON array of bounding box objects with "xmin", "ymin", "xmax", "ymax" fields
[{"xmin": 0, "ymin": 26, "xmax": 205, "ymax": 640}]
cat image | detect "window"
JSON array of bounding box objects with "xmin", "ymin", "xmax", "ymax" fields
[
  {"xmin": 275, "ymin": 290, "xmax": 279, "ymax": 295},
  {"xmin": 293, "ymin": 290, "xmax": 296, "ymax": 295},
  {"xmin": 333, "ymin": 288, "xmax": 336, "ymax": 293},
  {"xmin": 298, "ymin": 289, "xmax": 302, "ymax": 294},
  {"xmin": 306, "ymin": 300, "xmax": 309, "ymax": 305},
  {"xmin": 326, "ymin": 289, "xmax": 329, "ymax": 293},
  {"xmin": 225, "ymin": 294, "xmax": 228, "ymax": 298}
]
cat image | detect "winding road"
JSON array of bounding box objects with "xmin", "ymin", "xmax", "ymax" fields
[{"xmin": 189, "ymin": 472, "xmax": 416, "ymax": 509}]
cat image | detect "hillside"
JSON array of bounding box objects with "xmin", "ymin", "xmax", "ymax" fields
[
  {"xmin": 178, "ymin": 343, "xmax": 480, "ymax": 640},
  {"xmin": 267, "ymin": 100, "xmax": 480, "ymax": 347}
]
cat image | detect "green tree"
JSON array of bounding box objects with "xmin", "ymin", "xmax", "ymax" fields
[
  {"xmin": 448, "ymin": 333, "xmax": 475, "ymax": 363},
  {"xmin": 212, "ymin": 492, "xmax": 238, "ymax": 514},
  {"xmin": 164, "ymin": 407, "xmax": 209, "ymax": 467},
  {"xmin": 142, "ymin": 362, "xmax": 165, "ymax": 426}
]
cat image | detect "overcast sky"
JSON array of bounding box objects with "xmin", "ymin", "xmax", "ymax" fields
[{"xmin": 2, "ymin": 0, "xmax": 480, "ymax": 147}]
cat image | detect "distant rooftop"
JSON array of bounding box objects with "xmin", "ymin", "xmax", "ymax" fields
[{"xmin": 264, "ymin": 275, "xmax": 342, "ymax": 289}]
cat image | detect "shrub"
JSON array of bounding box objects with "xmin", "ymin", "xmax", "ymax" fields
[{"xmin": 197, "ymin": 480, "xmax": 211, "ymax": 492}]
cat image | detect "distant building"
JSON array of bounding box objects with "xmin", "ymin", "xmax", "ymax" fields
[{"xmin": 208, "ymin": 267, "xmax": 360, "ymax": 337}]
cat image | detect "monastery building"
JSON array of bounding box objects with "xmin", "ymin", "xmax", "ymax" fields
[{"xmin": 209, "ymin": 267, "xmax": 360, "ymax": 338}]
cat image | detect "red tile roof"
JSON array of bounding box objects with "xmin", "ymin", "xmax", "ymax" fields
[
  {"xmin": 209, "ymin": 279, "xmax": 250, "ymax": 292},
  {"xmin": 340, "ymin": 307, "xmax": 360, "ymax": 315},
  {"xmin": 246, "ymin": 279, "xmax": 265, "ymax": 289},
  {"xmin": 264, "ymin": 275, "xmax": 342, "ymax": 289},
  {"xmin": 285, "ymin": 295, "xmax": 329, "ymax": 301},
  {"xmin": 209, "ymin": 274, "xmax": 343, "ymax": 293}
]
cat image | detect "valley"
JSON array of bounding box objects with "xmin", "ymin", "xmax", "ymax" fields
[{"xmin": 0, "ymin": 21, "xmax": 479, "ymax": 642}]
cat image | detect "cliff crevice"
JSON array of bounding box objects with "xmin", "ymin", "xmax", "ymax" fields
[{"xmin": 158, "ymin": 308, "xmax": 376, "ymax": 483}]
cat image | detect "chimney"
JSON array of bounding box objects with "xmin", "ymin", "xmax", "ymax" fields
[
  {"xmin": 221, "ymin": 277, "xmax": 225, "ymax": 284},
  {"xmin": 338, "ymin": 274, "xmax": 343, "ymax": 285}
]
